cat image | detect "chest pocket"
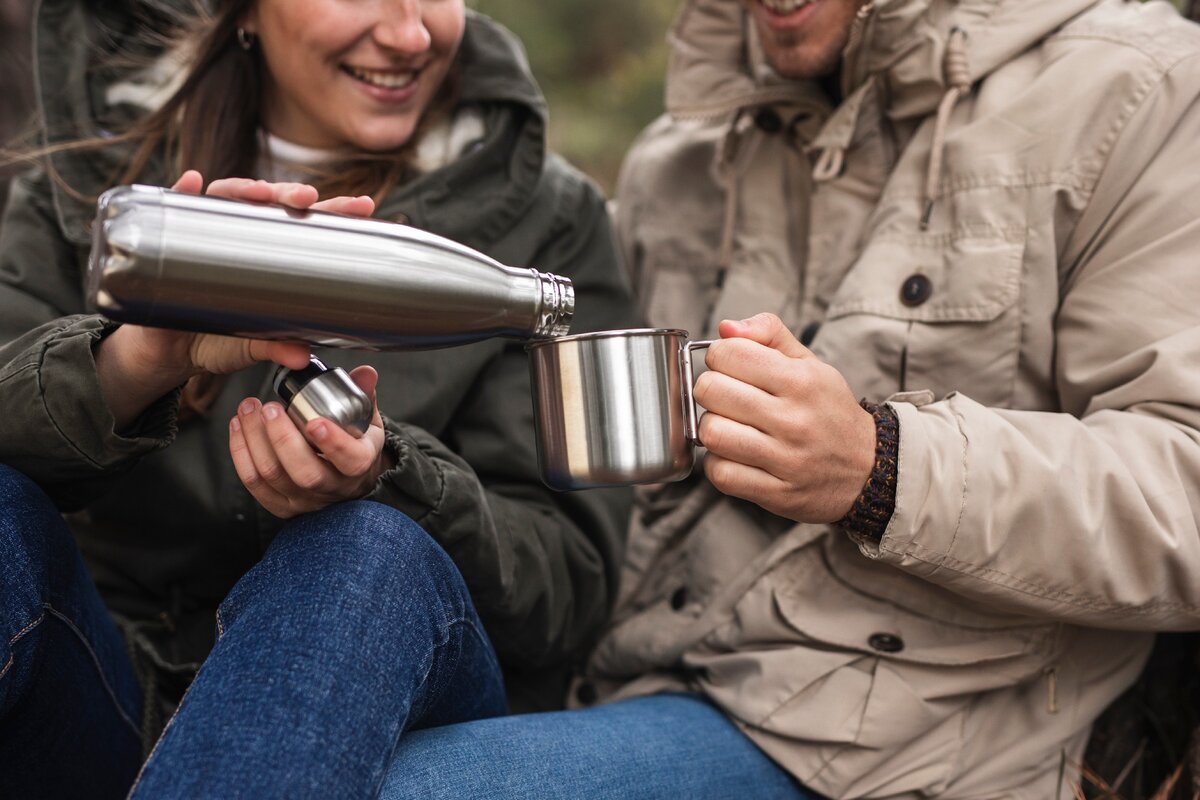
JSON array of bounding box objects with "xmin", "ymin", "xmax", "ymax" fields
[{"xmin": 814, "ymin": 230, "xmax": 1026, "ymax": 407}]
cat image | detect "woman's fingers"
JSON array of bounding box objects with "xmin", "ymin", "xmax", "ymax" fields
[
  {"xmin": 171, "ymin": 170, "xmax": 204, "ymax": 194},
  {"xmin": 348, "ymin": 366, "xmax": 384, "ymax": 428},
  {"xmin": 229, "ymin": 413, "xmax": 292, "ymax": 516},
  {"xmin": 205, "ymin": 178, "xmax": 319, "ymax": 208},
  {"xmin": 236, "ymin": 398, "xmax": 300, "ymax": 497},
  {"xmin": 312, "ymin": 195, "xmax": 375, "ymax": 217},
  {"xmin": 304, "ymin": 418, "xmax": 385, "ymax": 478},
  {"xmin": 171, "ymin": 173, "xmax": 369, "ymax": 218}
]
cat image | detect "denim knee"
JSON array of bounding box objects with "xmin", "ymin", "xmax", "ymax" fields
[
  {"xmin": 0, "ymin": 465, "xmax": 59, "ymax": 606},
  {"xmin": 220, "ymin": 501, "xmax": 472, "ymax": 631}
]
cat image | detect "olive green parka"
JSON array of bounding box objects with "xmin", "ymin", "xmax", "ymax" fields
[{"xmin": 0, "ymin": 1, "xmax": 634, "ymax": 712}]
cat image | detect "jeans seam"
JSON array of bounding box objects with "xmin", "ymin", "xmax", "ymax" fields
[
  {"xmin": 41, "ymin": 604, "xmax": 142, "ymax": 739},
  {"xmin": 0, "ymin": 611, "xmax": 48, "ymax": 681}
]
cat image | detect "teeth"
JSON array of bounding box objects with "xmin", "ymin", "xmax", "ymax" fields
[
  {"xmin": 759, "ymin": 0, "xmax": 813, "ymax": 12},
  {"xmin": 345, "ymin": 66, "xmax": 416, "ymax": 90}
]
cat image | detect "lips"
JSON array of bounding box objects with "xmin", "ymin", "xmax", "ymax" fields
[
  {"xmin": 757, "ymin": 0, "xmax": 815, "ymax": 14},
  {"xmin": 341, "ymin": 65, "xmax": 418, "ymax": 90}
]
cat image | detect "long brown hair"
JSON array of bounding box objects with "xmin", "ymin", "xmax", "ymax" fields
[{"xmin": 9, "ymin": 0, "xmax": 461, "ymax": 418}]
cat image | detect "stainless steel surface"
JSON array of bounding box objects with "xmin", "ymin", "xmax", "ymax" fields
[
  {"xmin": 527, "ymin": 329, "xmax": 713, "ymax": 490},
  {"xmin": 87, "ymin": 185, "xmax": 575, "ymax": 349},
  {"xmin": 286, "ymin": 369, "xmax": 373, "ymax": 439}
]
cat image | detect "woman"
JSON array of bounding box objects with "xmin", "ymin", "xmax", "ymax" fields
[{"xmin": 0, "ymin": 0, "xmax": 633, "ymax": 796}]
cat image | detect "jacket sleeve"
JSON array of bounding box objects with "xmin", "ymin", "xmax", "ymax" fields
[
  {"xmin": 367, "ymin": 175, "xmax": 636, "ymax": 669},
  {"xmin": 864, "ymin": 57, "xmax": 1200, "ymax": 631},
  {"xmin": 0, "ymin": 172, "xmax": 177, "ymax": 508}
]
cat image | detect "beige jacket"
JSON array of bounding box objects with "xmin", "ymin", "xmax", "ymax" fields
[{"xmin": 583, "ymin": 0, "xmax": 1200, "ymax": 796}]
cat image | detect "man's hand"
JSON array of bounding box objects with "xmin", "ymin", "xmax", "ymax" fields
[
  {"xmin": 94, "ymin": 171, "xmax": 376, "ymax": 430},
  {"xmin": 229, "ymin": 366, "xmax": 394, "ymax": 518},
  {"xmin": 694, "ymin": 313, "xmax": 877, "ymax": 524}
]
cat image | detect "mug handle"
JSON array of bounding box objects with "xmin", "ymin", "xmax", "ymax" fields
[{"xmin": 683, "ymin": 340, "xmax": 715, "ymax": 445}]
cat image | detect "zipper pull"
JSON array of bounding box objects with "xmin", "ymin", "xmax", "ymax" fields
[{"xmin": 1044, "ymin": 666, "xmax": 1060, "ymax": 714}]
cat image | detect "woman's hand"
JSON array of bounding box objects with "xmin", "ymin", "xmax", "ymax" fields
[
  {"xmin": 229, "ymin": 366, "xmax": 394, "ymax": 518},
  {"xmin": 694, "ymin": 313, "xmax": 877, "ymax": 524},
  {"xmin": 94, "ymin": 171, "xmax": 376, "ymax": 430}
]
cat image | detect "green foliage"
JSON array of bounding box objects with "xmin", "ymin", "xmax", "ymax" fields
[{"xmin": 471, "ymin": 0, "xmax": 676, "ymax": 192}]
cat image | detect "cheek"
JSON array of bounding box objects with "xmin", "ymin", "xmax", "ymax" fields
[{"xmin": 424, "ymin": 3, "xmax": 466, "ymax": 56}]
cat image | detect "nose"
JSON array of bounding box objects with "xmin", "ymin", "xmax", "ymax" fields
[{"xmin": 373, "ymin": 0, "xmax": 433, "ymax": 55}]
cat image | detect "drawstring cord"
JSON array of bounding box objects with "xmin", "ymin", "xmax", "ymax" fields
[
  {"xmin": 921, "ymin": 26, "xmax": 971, "ymax": 230},
  {"xmin": 811, "ymin": 1, "xmax": 875, "ymax": 184},
  {"xmin": 811, "ymin": 146, "xmax": 845, "ymax": 183}
]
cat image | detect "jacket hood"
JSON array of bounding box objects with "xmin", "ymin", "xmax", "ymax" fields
[
  {"xmin": 31, "ymin": 1, "xmax": 548, "ymax": 244},
  {"xmin": 664, "ymin": 0, "xmax": 1102, "ymax": 121}
]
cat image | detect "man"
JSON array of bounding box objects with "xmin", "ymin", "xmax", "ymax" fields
[{"xmin": 583, "ymin": 0, "xmax": 1200, "ymax": 796}]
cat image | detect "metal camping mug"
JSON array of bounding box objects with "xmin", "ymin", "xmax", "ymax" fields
[{"xmin": 526, "ymin": 329, "xmax": 714, "ymax": 491}]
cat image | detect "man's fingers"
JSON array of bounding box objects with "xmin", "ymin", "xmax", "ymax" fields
[
  {"xmin": 693, "ymin": 369, "xmax": 775, "ymax": 424},
  {"xmin": 703, "ymin": 452, "xmax": 788, "ymax": 509},
  {"xmin": 718, "ymin": 313, "xmax": 813, "ymax": 359},
  {"xmin": 697, "ymin": 412, "xmax": 780, "ymax": 475},
  {"xmin": 702, "ymin": 337, "xmax": 802, "ymax": 399}
]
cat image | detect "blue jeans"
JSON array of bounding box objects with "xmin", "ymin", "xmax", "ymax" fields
[
  {"xmin": 0, "ymin": 464, "xmax": 505, "ymax": 798},
  {"xmin": 379, "ymin": 693, "xmax": 820, "ymax": 800},
  {"xmin": 1, "ymin": 464, "xmax": 815, "ymax": 798},
  {"xmin": 0, "ymin": 466, "xmax": 144, "ymax": 799}
]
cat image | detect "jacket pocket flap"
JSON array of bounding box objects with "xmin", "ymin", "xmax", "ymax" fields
[
  {"xmin": 770, "ymin": 550, "xmax": 1055, "ymax": 668},
  {"xmin": 825, "ymin": 232, "xmax": 1025, "ymax": 323}
]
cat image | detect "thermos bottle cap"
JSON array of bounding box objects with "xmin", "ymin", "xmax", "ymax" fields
[{"xmin": 272, "ymin": 356, "xmax": 330, "ymax": 406}]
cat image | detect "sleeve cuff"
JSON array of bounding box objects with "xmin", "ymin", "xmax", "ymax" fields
[{"xmin": 836, "ymin": 400, "xmax": 899, "ymax": 543}]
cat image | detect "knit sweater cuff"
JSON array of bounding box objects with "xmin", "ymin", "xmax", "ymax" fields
[{"xmin": 835, "ymin": 401, "xmax": 899, "ymax": 541}]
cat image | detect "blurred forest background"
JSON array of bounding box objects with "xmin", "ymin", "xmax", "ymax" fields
[{"xmin": 471, "ymin": 0, "xmax": 676, "ymax": 191}]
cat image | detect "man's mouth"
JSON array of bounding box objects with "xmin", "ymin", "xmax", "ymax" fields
[
  {"xmin": 340, "ymin": 65, "xmax": 418, "ymax": 90},
  {"xmin": 758, "ymin": 0, "xmax": 815, "ymax": 14}
]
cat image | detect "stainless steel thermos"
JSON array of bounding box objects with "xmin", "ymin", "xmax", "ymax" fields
[{"xmin": 86, "ymin": 185, "xmax": 575, "ymax": 348}]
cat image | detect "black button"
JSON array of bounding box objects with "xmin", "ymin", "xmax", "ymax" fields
[
  {"xmin": 755, "ymin": 108, "xmax": 783, "ymax": 134},
  {"xmin": 575, "ymin": 681, "xmax": 598, "ymax": 705},
  {"xmin": 900, "ymin": 274, "xmax": 933, "ymax": 307},
  {"xmin": 799, "ymin": 321, "xmax": 821, "ymax": 347},
  {"xmin": 868, "ymin": 633, "xmax": 905, "ymax": 653},
  {"xmin": 669, "ymin": 587, "xmax": 688, "ymax": 611}
]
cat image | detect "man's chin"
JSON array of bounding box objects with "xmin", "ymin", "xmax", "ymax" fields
[{"xmin": 762, "ymin": 44, "xmax": 843, "ymax": 80}]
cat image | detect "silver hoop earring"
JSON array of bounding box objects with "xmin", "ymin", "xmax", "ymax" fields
[{"xmin": 236, "ymin": 27, "xmax": 256, "ymax": 51}]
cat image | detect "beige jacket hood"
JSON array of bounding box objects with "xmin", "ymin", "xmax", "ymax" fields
[
  {"xmin": 594, "ymin": 0, "xmax": 1200, "ymax": 797},
  {"xmin": 663, "ymin": 0, "xmax": 1097, "ymax": 120}
]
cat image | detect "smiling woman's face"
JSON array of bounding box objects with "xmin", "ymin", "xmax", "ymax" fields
[{"xmin": 241, "ymin": 0, "xmax": 466, "ymax": 152}]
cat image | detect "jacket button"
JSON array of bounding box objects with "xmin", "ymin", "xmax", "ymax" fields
[
  {"xmin": 755, "ymin": 108, "xmax": 783, "ymax": 134},
  {"xmin": 900, "ymin": 274, "xmax": 933, "ymax": 307},
  {"xmin": 575, "ymin": 681, "xmax": 598, "ymax": 705},
  {"xmin": 799, "ymin": 321, "xmax": 821, "ymax": 347},
  {"xmin": 868, "ymin": 633, "xmax": 905, "ymax": 653},
  {"xmin": 669, "ymin": 587, "xmax": 688, "ymax": 611}
]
